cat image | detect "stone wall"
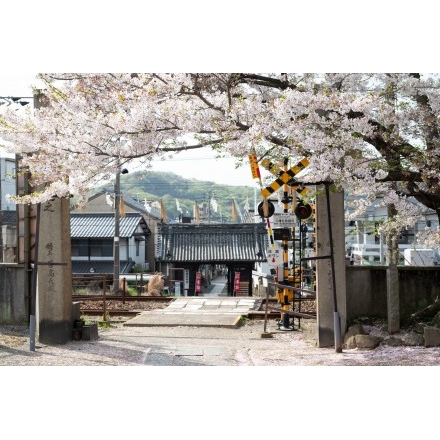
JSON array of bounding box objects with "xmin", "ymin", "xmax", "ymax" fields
[
  {"xmin": 3, "ymin": 263, "xmax": 440, "ymax": 326},
  {"xmin": 346, "ymin": 266, "xmax": 440, "ymax": 320},
  {"xmin": 0, "ymin": 264, "xmax": 28, "ymax": 324}
]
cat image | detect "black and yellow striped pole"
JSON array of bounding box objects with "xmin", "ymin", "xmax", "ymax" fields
[
  {"xmin": 260, "ymin": 157, "xmax": 310, "ymax": 330},
  {"xmin": 281, "ymin": 158, "xmax": 292, "ymax": 329}
]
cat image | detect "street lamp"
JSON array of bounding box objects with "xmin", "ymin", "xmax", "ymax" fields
[{"xmin": 113, "ymin": 166, "xmax": 128, "ymax": 294}]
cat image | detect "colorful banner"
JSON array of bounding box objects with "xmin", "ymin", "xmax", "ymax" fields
[
  {"xmin": 249, "ymin": 154, "xmax": 261, "ymax": 180},
  {"xmin": 234, "ymin": 272, "xmax": 241, "ymax": 295},
  {"xmin": 195, "ymin": 272, "xmax": 202, "ymax": 294}
]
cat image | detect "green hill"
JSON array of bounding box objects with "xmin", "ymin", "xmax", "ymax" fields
[{"xmin": 92, "ymin": 171, "xmax": 257, "ymax": 223}]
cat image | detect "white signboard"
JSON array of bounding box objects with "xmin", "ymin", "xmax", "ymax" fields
[
  {"xmin": 266, "ymin": 244, "xmax": 283, "ymax": 266},
  {"xmin": 271, "ymin": 213, "xmax": 296, "ymax": 228}
]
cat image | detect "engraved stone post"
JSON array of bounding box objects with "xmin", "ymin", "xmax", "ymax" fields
[{"xmin": 36, "ymin": 197, "xmax": 72, "ymax": 344}]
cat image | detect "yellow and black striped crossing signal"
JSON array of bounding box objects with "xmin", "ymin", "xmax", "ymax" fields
[
  {"xmin": 290, "ymin": 185, "xmax": 308, "ymax": 197},
  {"xmin": 260, "ymin": 159, "xmax": 282, "ymax": 176},
  {"xmin": 261, "ymin": 157, "xmax": 309, "ymax": 199}
]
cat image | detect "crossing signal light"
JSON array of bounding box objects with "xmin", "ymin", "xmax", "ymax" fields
[
  {"xmin": 257, "ymin": 200, "xmax": 275, "ymax": 218},
  {"xmin": 295, "ymin": 202, "xmax": 313, "ymax": 220}
]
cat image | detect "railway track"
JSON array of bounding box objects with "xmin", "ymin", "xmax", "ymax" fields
[
  {"xmin": 74, "ymin": 295, "xmax": 173, "ymax": 320},
  {"xmin": 72, "ymin": 294, "xmax": 174, "ymax": 302},
  {"xmin": 74, "ymin": 295, "xmax": 315, "ymax": 321}
]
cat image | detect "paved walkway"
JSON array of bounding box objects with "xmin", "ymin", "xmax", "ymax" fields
[
  {"xmin": 124, "ymin": 276, "xmax": 260, "ymax": 328},
  {"xmin": 197, "ymin": 275, "xmax": 229, "ymax": 297}
]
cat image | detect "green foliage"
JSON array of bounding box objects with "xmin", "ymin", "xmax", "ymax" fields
[
  {"xmin": 125, "ymin": 286, "xmax": 139, "ymax": 296},
  {"xmin": 93, "ymin": 171, "xmax": 255, "ymax": 223},
  {"xmin": 131, "ymin": 264, "xmax": 147, "ymax": 273}
]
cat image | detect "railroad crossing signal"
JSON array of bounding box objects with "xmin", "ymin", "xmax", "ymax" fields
[
  {"xmin": 261, "ymin": 159, "xmax": 282, "ymax": 176},
  {"xmin": 295, "ymin": 201, "xmax": 313, "ymax": 220},
  {"xmin": 257, "ymin": 200, "xmax": 275, "ymax": 218},
  {"xmin": 261, "ymin": 159, "xmax": 308, "ymax": 197},
  {"xmin": 261, "ymin": 157, "xmax": 309, "ymax": 199}
]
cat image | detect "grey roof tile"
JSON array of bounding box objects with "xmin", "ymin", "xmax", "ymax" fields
[
  {"xmin": 70, "ymin": 212, "xmax": 150, "ymax": 238},
  {"xmin": 158, "ymin": 222, "xmax": 268, "ymax": 263},
  {"xmin": 72, "ymin": 260, "xmax": 135, "ymax": 274}
]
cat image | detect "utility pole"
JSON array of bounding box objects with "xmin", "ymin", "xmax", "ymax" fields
[
  {"xmin": 113, "ymin": 164, "xmax": 128, "ymax": 294},
  {"xmin": 113, "ymin": 169, "xmax": 121, "ymax": 294}
]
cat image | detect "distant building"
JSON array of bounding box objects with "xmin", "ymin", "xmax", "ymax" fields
[
  {"xmin": 0, "ymin": 152, "xmax": 17, "ymax": 263},
  {"xmin": 70, "ymin": 212, "xmax": 150, "ymax": 274},
  {"xmin": 156, "ymin": 222, "xmax": 268, "ymax": 296},
  {"xmin": 344, "ymin": 193, "xmax": 440, "ymax": 265},
  {"xmin": 71, "ymin": 190, "xmax": 162, "ymax": 273}
]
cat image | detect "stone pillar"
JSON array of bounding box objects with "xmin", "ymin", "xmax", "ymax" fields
[
  {"xmin": 387, "ymin": 264, "xmax": 400, "ymax": 334},
  {"xmin": 315, "ymin": 185, "xmax": 347, "ymax": 348},
  {"xmin": 36, "ymin": 197, "xmax": 72, "ymax": 344}
]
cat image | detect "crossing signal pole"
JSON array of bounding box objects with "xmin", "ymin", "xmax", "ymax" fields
[{"xmin": 278, "ymin": 158, "xmax": 293, "ymax": 329}]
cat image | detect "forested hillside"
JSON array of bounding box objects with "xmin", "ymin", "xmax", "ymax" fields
[{"xmin": 92, "ymin": 171, "xmax": 257, "ymax": 223}]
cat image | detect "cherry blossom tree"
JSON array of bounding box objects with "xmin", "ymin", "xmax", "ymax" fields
[{"xmin": 1, "ymin": 73, "xmax": 440, "ymax": 247}]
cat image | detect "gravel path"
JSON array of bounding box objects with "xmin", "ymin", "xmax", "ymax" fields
[{"xmin": 1, "ymin": 319, "xmax": 440, "ymax": 366}]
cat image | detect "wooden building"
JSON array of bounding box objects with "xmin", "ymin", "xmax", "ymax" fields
[{"xmin": 156, "ymin": 222, "xmax": 268, "ymax": 296}]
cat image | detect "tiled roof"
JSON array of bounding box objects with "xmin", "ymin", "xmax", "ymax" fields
[
  {"xmin": 158, "ymin": 222, "xmax": 268, "ymax": 263},
  {"xmin": 70, "ymin": 212, "xmax": 150, "ymax": 238},
  {"xmin": 72, "ymin": 260, "xmax": 135, "ymax": 274}
]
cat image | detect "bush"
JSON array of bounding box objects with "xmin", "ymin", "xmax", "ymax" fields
[{"xmin": 125, "ymin": 286, "xmax": 139, "ymax": 296}]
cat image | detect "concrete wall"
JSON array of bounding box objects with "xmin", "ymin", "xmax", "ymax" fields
[
  {"xmin": 3, "ymin": 262, "xmax": 440, "ymax": 327},
  {"xmin": 346, "ymin": 266, "xmax": 440, "ymax": 321},
  {"xmin": 0, "ymin": 264, "xmax": 28, "ymax": 324}
]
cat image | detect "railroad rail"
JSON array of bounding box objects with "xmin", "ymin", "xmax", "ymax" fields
[
  {"xmin": 74, "ymin": 295, "xmax": 285, "ymax": 321},
  {"xmin": 72, "ymin": 294, "xmax": 173, "ymax": 302}
]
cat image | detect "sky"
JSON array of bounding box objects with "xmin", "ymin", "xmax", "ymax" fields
[{"xmin": 0, "ymin": 72, "xmax": 261, "ymax": 188}]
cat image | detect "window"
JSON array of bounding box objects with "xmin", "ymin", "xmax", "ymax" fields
[
  {"xmin": 101, "ymin": 239, "xmax": 113, "ymax": 257},
  {"xmin": 5, "ymin": 160, "xmax": 15, "ymax": 180},
  {"xmin": 71, "ymin": 239, "xmax": 113, "ymax": 257},
  {"xmin": 91, "ymin": 239, "xmax": 113, "ymax": 257},
  {"xmin": 72, "ymin": 239, "xmax": 89, "ymax": 257}
]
